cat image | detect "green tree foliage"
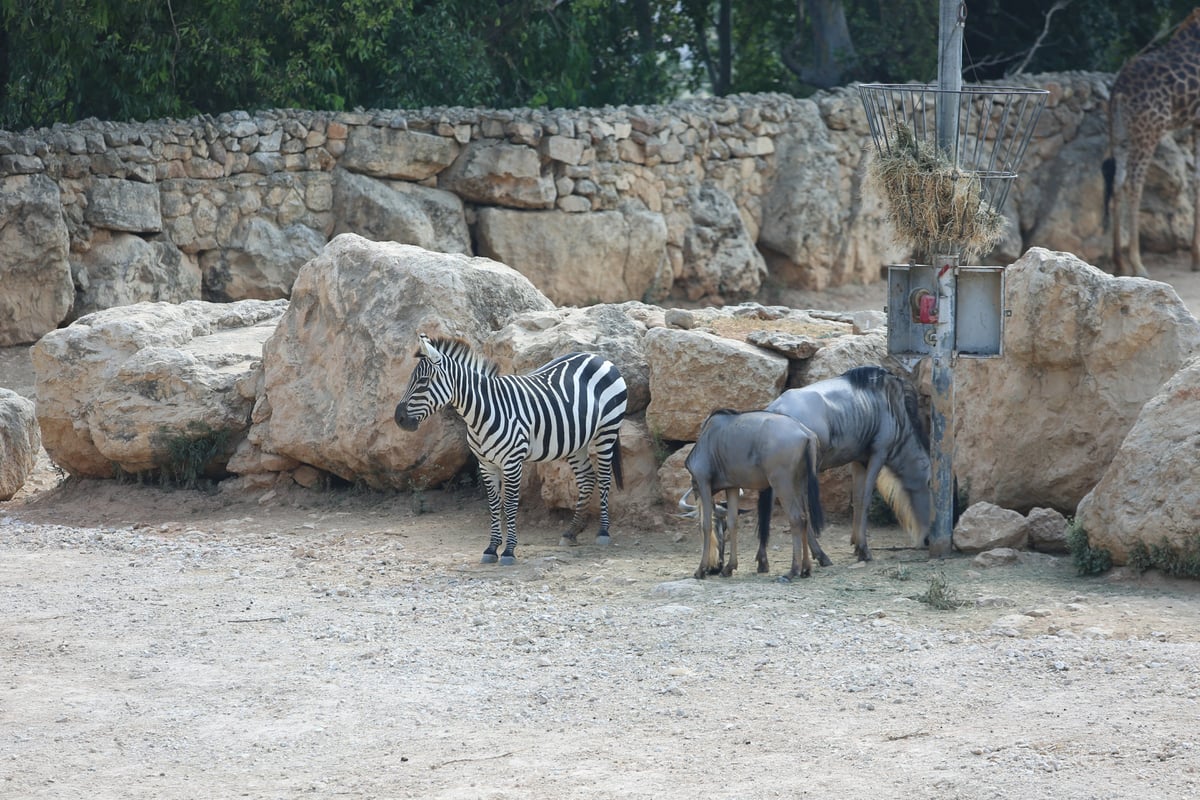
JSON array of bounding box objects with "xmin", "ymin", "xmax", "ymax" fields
[{"xmin": 2, "ymin": 0, "xmax": 1197, "ymax": 131}]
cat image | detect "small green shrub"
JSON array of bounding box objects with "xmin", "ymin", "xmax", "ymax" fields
[
  {"xmin": 915, "ymin": 571, "xmax": 965, "ymax": 610},
  {"xmin": 1127, "ymin": 535, "xmax": 1200, "ymax": 579},
  {"xmin": 1066, "ymin": 517, "xmax": 1112, "ymax": 576},
  {"xmin": 153, "ymin": 421, "xmax": 231, "ymax": 491}
]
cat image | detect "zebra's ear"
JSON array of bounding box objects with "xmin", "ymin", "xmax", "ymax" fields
[{"xmin": 418, "ymin": 334, "xmax": 442, "ymax": 363}]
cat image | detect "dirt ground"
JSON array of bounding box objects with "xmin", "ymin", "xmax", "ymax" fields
[{"xmin": 3, "ymin": 256, "xmax": 1200, "ymax": 800}]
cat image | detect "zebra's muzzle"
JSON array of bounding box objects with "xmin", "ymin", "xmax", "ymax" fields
[{"xmin": 394, "ymin": 404, "xmax": 419, "ymax": 431}]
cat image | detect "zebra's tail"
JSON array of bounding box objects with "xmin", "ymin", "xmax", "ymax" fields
[{"xmin": 611, "ymin": 434, "xmax": 624, "ymax": 491}]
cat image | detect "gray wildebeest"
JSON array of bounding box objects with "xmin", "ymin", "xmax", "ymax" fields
[
  {"xmin": 395, "ymin": 334, "xmax": 627, "ymax": 565},
  {"xmin": 684, "ymin": 409, "xmax": 828, "ymax": 581},
  {"xmin": 765, "ymin": 365, "xmax": 931, "ymax": 562}
]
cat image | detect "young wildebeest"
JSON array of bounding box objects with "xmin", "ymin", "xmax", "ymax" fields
[
  {"xmin": 685, "ymin": 409, "xmax": 828, "ymax": 580},
  {"xmin": 395, "ymin": 334, "xmax": 627, "ymax": 565},
  {"xmin": 765, "ymin": 365, "xmax": 931, "ymax": 562}
]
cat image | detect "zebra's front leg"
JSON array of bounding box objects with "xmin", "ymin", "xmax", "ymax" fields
[
  {"xmin": 478, "ymin": 463, "xmax": 505, "ymax": 564},
  {"xmin": 560, "ymin": 450, "xmax": 597, "ymax": 546}
]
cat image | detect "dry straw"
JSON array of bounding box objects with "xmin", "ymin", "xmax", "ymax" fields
[{"xmin": 870, "ymin": 122, "xmax": 1006, "ymax": 262}]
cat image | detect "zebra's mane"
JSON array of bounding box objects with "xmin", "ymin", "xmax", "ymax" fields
[{"xmin": 427, "ymin": 336, "xmax": 499, "ymax": 378}]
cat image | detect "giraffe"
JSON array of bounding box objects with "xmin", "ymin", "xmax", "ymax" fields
[{"xmin": 1103, "ymin": 7, "xmax": 1200, "ymax": 277}]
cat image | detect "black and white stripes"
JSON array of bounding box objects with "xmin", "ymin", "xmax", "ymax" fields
[{"xmin": 395, "ymin": 334, "xmax": 627, "ymax": 564}]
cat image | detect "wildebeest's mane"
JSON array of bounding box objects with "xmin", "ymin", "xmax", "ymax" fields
[
  {"xmin": 426, "ymin": 336, "xmax": 499, "ymax": 378},
  {"xmin": 844, "ymin": 365, "xmax": 928, "ymax": 452}
]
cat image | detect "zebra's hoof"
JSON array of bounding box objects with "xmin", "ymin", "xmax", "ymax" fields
[
  {"xmin": 481, "ymin": 553, "xmax": 499, "ymax": 564},
  {"xmin": 558, "ymin": 536, "xmax": 579, "ymax": 547},
  {"xmin": 499, "ymin": 555, "xmax": 517, "ymax": 566},
  {"xmin": 595, "ymin": 534, "xmax": 611, "ymax": 546}
]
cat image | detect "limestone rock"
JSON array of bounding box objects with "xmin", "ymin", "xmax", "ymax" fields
[
  {"xmin": 1025, "ymin": 507, "xmax": 1070, "ymax": 553},
  {"xmin": 0, "ymin": 174, "xmax": 72, "ymax": 345},
  {"xmin": 489, "ymin": 302, "xmax": 653, "ymax": 414},
  {"xmin": 199, "ymin": 218, "xmax": 326, "ymax": 301},
  {"xmin": 84, "ymin": 177, "xmax": 162, "ymax": 233},
  {"xmin": 954, "ymin": 247, "xmax": 1200, "ymax": 511},
  {"xmin": 70, "ymin": 230, "xmax": 201, "ymax": 319},
  {"xmin": 256, "ymin": 233, "xmax": 555, "ymax": 489},
  {"xmin": 0, "ymin": 389, "xmax": 40, "ymax": 500},
  {"xmin": 476, "ymin": 202, "xmax": 671, "ymax": 306},
  {"xmin": 759, "ymin": 100, "xmax": 904, "ymax": 289},
  {"xmin": 331, "ymin": 168, "xmax": 470, "ymax": 255},
  {"xmin": 799, "ymin": 330, "xmax": 889, "ymax": 386},
  {"xmin": 31, "ymin": 299, "xmax": 287, "ymax": 477},
  {"xmin": 439, "ymin": 140, "xmax": 554, "ymax": 208},
  {"xmin": 1075, "ymin": 356, "xmax": 1200, "ymax": 565},
  {"xmin": 340, "ymin": 127, "xmax": 459, "ymax": 181},
  {"xmin": 953, "ymin": 502, "xmax": 1028, "ymax": 553},
  {"xmin": 678, "ymin": 182, "xmax": 767, "ymax": 302},
  {"xmin": 644, "ymin": 327, "xmax": 788, "ymax": 441}
]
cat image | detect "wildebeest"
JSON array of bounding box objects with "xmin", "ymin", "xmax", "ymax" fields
[
  {"xmin": 683, "ymin": 409, "xmax": 828, "ymax": 580},
  {"xmin": 765, "ymin": 365, "xmax": 931, "ymax": 562},
  {"xmin": 395, "ymin": 334, "xmax": 627, "ymax": 565}
]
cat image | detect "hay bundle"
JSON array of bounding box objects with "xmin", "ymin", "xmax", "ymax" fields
[{"xmin": 870, "ymin": 123, "xmax": 1005, "ymax": 261}]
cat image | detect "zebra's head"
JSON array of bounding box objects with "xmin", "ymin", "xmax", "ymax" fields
[{"xmin": 394, "ymin": 334, "xmax": 450, "ymax": 432}]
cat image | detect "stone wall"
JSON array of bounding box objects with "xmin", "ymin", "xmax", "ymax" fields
[{"xmin": 4, "ymin": 71, "xmax": 1192, "ymax": 346}]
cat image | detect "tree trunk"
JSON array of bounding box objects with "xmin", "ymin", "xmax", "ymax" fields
[{"xmin": 783, "ymin": 0, "xmax": 857, "ymax": 89}]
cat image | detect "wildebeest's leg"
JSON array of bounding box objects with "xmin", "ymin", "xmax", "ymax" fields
[
  {"xmin": 560, "ymin": 449, "xmax": 596, "ymax": 546},
  {"xmin": 804, "ymin": 440, "xmax": 831, "ymax": 568},
  {"xmin": 478, "ymin": 462, "xmax": 505, "ymax": 564},
  {"xmin": 755, "ymin": 489, "xmax": 773, "ymax": 573},
  {"xmin": 849, "ymin": 462, "xmax": 870, "ymax": 561},
  {"xmin": 498, "ymin": 459, "xmax": 524, "ymax": 565},
  {"xmin": 721, "ymin": 488, "xmax": 740, "ymax": 577},
  {"xmin": 781, "ymin": 487, "xmax": 813, "ymax": 579},
  {"xmin": 694, "ymin": 482, "xmax": 721, "ymax": 580},
  {"xmin": 855, "ymin": 457, "xmax": 887, "ymax": 562}
]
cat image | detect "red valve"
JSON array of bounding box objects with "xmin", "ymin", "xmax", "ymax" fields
[{"xmin": 910, "ymin": 289, "xmax": 938, "ymax": 324}]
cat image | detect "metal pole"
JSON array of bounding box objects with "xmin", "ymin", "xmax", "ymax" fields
[{"xmin": 927, "ymin": 0, "xmax": 965, "ymax": 558}]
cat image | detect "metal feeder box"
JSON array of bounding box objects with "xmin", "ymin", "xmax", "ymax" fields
[{"xmin": 886, "ymin": 264, "xmax": 1007, "ymax": 358}]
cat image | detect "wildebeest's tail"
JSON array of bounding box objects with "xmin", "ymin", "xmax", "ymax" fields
[
  {"xmin": 757, "ymin": 487, "xmax": 773, "ymax": 554},
  {"xmin": 1102, "ymin": 156, "xmax": 1115, "ymax": 231},
  {"xmin": 876, "ymin": 465, "xmax": 921, "ymax": 546},
  {"xmin": 805, "ymin": 439, "xmax": 824, "ymax": 536}
]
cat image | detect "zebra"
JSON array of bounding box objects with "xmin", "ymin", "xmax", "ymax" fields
[{"xmin": 394, "ymin": 333, "xmax": 628, "ymax": 565}]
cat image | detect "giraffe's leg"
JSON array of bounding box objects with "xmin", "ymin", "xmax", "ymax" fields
[
  {"xmin": 1192, "ymin": 130, "xmax": 1200, "ymax": 271},
  {"xmin": 560, "ymin": 449, "xmax": 596, "ymax": 546},
  {"xmin": 1111, "ymin": 176, "xmax": 1127, "ymax": 276},
  {"xmin": 1128, "ymin": 166, "xmax": 1151, "ymax": 279},
  {"xmin": 478, "ymin": 462, "xmax": 504, "ymax": 563},
  {"xmin": 499, "ymin": 460, "xmax": 524, "ymax": 565}
]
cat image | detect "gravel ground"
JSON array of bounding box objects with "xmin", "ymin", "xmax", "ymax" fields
[{"xmin": 3, "ymin": 259, "xmax": 1200, "ymax": 799}]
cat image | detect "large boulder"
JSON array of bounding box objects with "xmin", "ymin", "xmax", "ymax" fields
[
  {"xmin": 475, "ymin": 202, "xmax": 672, "ymax": 306},
  {"xmin": 254, "ymin": 233, "xmax": 555, "ymax": 489},
  {"xmin": 677, "ymin": 182, "xmax": 767, "ymax": 302},
  {"xmin": 643, "ymin": 327, "xmax": 788, "ymax": 442},
  {"xmin": 953, "ymin": 248, "xmax": 1200, "ymax": 511},
  {"xmin": 759, "ymin": 99, "xmax": 904, "ymax": 289},
  {"xmin": 31, "ymin": 299, "xmax": 287, "ymax": 477},
  {"xmin": 199, "ymin": 218, "xmax": 326, "ymax": 302},
  {"xmin": 438, "ymin": 140, "xmax": 554, "ymax": 208},
  {"xmin": 1074, "ymin": 356, "xmax": 1200, "ymax": 565},
  {"xmin": 331, "ymin": 168, "xmax": 470, "ymax": 255},
  {"xmin": 0, "ymin": 174, "xmax": 73, "ymax": 345},
  {"xmin": 70, "ymin": 230, "xmax": 201, "ymax": 319},
  {"xmin": 0, "ymin": 389, "xmax": 40, "ymax": 500},
  {"xmin": 489, "ymin": 302, "xmax": 658, "ymax": 415}
]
